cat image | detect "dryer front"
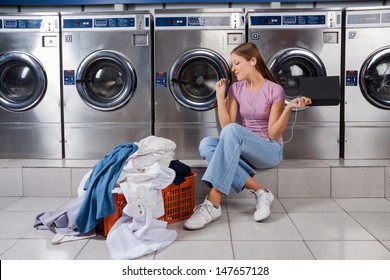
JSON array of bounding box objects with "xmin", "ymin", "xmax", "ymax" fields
[
  {"xmin": 153, "ymin": 9, "xmax": 245, "ymax": 159},
  {"xmin": 268, "ymin": 47, "xmax": 327, "ymax": 112},
  {"xmin": 0, "ymin": 51, "xmax": 47, "ymax": 113},
  {"xmin": 359, "ymin": 47, "xmax": 390, "ymax": 111},
  {"xmin": 75, "ymin": 49, "xmax": 137, "ymax": 112},
  {"xmin": 61, "ymin": 12, "xmax": 152, "ymax": 159},
  {"xmin": 0, "ymin": 13, "xmax": 62, "ymax": 159},
  {"xmin": 168, "ymin": 48, "xmax": 231, "ymax": 112},
  {"xmin": 247, "ymin": 9, "xmax": 342, "ymax": 159},
  {"xmin": 344, "ymin": 7, "xmax": 390, "ymax": 159}
]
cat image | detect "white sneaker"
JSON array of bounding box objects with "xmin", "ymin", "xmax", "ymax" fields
[
  {"xmin": 183, "ymin": 197, "xmax": 222, "ymax": 230},
  {"xmin": 253, "ymin": 189, "xmax": 274, "ymax": 222}
]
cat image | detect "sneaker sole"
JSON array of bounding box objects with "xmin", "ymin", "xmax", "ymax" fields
[
  {"xmin": 254, "ymin": 212, "xmax": 271, "ymax": 222},
  {"xmin": 183, "ymin": 215, "xmax": 221, "ymax": 230}
]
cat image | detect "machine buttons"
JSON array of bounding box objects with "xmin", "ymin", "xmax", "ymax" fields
[
  {"xmin": 227, "ymin": 33, "xmax": 243, "ymax": 45},
  {"xmin": 133, "ymin": 34, "xmax": 148, "ymax": 46},
  {"xmin": 323, "ymin": 32, "xmax": 338, "ymax": 44},
  {"xmin": 346, "ymin": 70, "xmax": 358, "ymax": 86},
  {"xmin": 251, "ymin": 32, "xmax": 260, "ymax": 40},
  {"xmin": 43, "ymin": 36, "xmax": 58, "ymax": 47},
  {"xmin": 230, "ymin": 13, "xmax": 240, "ymax": 29}
]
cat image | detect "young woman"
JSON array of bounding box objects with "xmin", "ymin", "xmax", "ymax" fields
[{"xmin": 184, "ymin": 42, "xmax": 311, "ymax": 230}]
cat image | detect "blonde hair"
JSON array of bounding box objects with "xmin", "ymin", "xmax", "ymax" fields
[{"xmin": 231, "ymin": 42, "xmax": 278, "ymax": 84}]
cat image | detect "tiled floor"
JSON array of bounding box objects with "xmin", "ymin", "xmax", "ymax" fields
[{"xmin": 1, "ymin": 196, "xmax": 390, "ymax": 260}]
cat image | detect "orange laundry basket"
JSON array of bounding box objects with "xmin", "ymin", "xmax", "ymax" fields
[
  {"xmin": 97, "ymin": 192, "xmax": 127, "ymax": 237},
  {"xmin": 98, "ymin": 172, "xmax": 196, "ymax": 237},
  {"xmin": 158, "ymin": 172, "xmax": 196, "ymax": 223}
]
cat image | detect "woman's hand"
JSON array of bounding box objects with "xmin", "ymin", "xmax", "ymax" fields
[
  {"xmin": 286, "ymin": 96, "xmax": 312, "ymax": 111},
  {"xmin": 215, "ymin": 78, "xmax": 227, "ymax": 100}
]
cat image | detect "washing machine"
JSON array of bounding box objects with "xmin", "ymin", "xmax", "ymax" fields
[
  {"xmin": 154, "ymin": 9, "xmax": 245, "ymax": 160},
  {"xmin": 345, "ymin": 6, "xmax": 390, "ymax": 159},
  {"xmin": 0, "ymin": 13, "xmax": 62, "ymax": 159},
  {"xmin": 247, "ymin": 9, "xmax": 342, "ymax": 159},
  {"xmin": 61, "ymin": 11, "xmax": 152, "ymax": 159}
]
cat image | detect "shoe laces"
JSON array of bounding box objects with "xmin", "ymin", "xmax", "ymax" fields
[
  {"xmin": 192, "ymin": 202, "xmax": 214, "ymax": 221},
  {"xmin": 250, "ymin": 190, "xmax": 269, "ymax": 209}
]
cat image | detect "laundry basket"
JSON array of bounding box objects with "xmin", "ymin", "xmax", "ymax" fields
[
  {"xmin": 158, "ymin": 172, "xmax": 196, "ymax": 223},
  {"xmin": 97, "ymin": 193, "xmax": 127, "ymax": 237},
  {"xmin": 98, "ymin": 172, "xmax": 196, "ymax": 237}
]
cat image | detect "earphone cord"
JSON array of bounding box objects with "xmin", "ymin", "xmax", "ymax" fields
[{"xmin": 283, "ymin": 104, "xmax": 298, "ymax": 144}]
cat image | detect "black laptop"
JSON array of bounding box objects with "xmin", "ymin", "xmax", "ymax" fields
[{"xmin": 299, "ymin": 76, "xmax": 341, "ymax": 106}]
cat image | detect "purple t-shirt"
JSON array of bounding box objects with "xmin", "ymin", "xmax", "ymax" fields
[{"xmin": 228, "ymin": 79, "xmax": 285, "ymax": 144}]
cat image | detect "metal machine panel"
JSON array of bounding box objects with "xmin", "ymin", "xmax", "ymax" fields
[
  {"xmin": 61, "ymin": 12, "xmax": 152, "ymax": 159},
  {"xmin": 248, "ymin": 9, "xmax": 342, "ymax": 159},
  {"xmin": 154, "ymin": 9, "xmax": 245, "ymax": 160},
  {"xmin": 344, "ymin": 7, "xmax": 390, "ymax": 159},
  {"xmin": 0, "ymin": 13, "xmax": 62, "ymax": 158}
]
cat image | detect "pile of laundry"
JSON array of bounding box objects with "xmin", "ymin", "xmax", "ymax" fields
[{"xmin": 34, "ymin": 136, "xmax": 191, "ymax": 260}]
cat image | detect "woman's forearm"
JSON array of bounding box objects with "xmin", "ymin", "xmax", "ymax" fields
[
  {"xmin": 217, "ymin": 95, "xmax": 232, "ymax": 128},
  {"xmin": 268, "ymin": 106, "xmax": 293, "ymax": 140}
]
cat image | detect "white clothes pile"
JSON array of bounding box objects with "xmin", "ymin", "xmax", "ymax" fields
[{"xmin": 77, "ymin": 136, "xmax": 178, "ymax": 259}]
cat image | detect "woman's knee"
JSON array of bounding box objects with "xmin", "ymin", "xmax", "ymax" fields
[
  {"xmin": 199, "ymin": 137, "xmax": 218, "ymax": 160},
  {"xmin": 220, "ymin": 123, "xmax": 241, "ymax": 139}
]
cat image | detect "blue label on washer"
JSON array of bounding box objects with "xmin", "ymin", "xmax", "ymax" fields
[
  {"xmin": 251, "ymin": 16, "xmax": 281, "ymax": 26},
  {"xmin": 346, "ymin": 70, "xmax": 358, "ymax": 86},
  {"xmin": 63, "ymin": 19, "xmax": 93, "ymax": 29},
  {"xmin": 155, "ymin": 17, "xmax": 186, "ymax": 27},
  {"xmin": 64, "ymin": 70, "xmax": 75, "ymax": 85},
  {"xmin": 3, "ymin": 19, "xmax": 43, "ymax": 29},
  {"xmin": 283, "ymin": 15, "xmax": 326, "ymax": 25},
  {"xmin": 94, "ymin": 17, "xmax": 135, "ymax": 28},
  {"xmin": 155, "ymin": 72, "xmax": 167, "ymax": 88}
]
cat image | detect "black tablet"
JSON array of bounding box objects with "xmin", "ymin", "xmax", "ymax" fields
[{"xmin": 299, "ymin": 76, "xmax": 341, "ymax": 106}]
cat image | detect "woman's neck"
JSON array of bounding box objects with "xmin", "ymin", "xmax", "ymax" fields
[{"xmin": 246, "ymin": 72, "xmax": 265, "ymax": 92}]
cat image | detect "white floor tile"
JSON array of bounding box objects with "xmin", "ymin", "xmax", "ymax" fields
[
  {"xmin": 232, "ymin": 241, "xmax": 314, "ymax": 260},
  {"xmin": 24, "ymin": 228, "xmax": 56, "ymax": 239},
  {"xmin": 2, "ymin": 197, "xmax": 70, "ymax": 212},
  {"xmin": 0, "ymin": 211, "xmax": 41, "ymax": 238},
  {"xmin": 23, "ymin": 168, "xmax": 72, "ymax": 197},
  {"xmin": 0, "ymin": 197, "xmax": 21, "ymax": 210},
  {"xmin": 334, "ymin": 198, "xmax": 390, "ymax": 212},
  {"xmin": 229, "ymin": 212, "xmax": 302, "ymax": 241},
  {"xmin": 167, "ymin": 213, "xmax": 231, "ymax": 241},
  {"xmin": 0, "ymin": 238, "xmax": 88, "ymax": 260},
  {"xmin": 0, "ymin": 168, "xmax": 22, "ymax": 196},
  {"xmin": 74, "ymin": 236, "xmax": 112, "ymax": 260},
  {"xmin": 288, "ymin": 213, "xmax": 375, "ymax": 241},
  {"xmin": 0, "ymin": 239, "xmax": 18, "ymax": 255},
  {"xmin": 350, "ymin": 212, "xmax": 390, "ymax": 241},
  {"xmin": 279, "ymin": 198, "xmax": 345, "ymax": 213},
  {"xmin": 382, "ymin": 241, "xmax": 390, "ymax": 251},
  {"xmin": 306, "ymin": 241, "xmax": 390, "ymax": 260},
  {"xmin": 226, "ymin": 198, "xmax": 285, "ymax": 213},
  {"xmin": 155, "ymin": 240, "xmax": 233, "ymax": 260}
]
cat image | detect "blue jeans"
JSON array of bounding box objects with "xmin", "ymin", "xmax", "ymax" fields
[{"xmin": 199, "ymin": 123, "xmax": 283, "ymax": 195}]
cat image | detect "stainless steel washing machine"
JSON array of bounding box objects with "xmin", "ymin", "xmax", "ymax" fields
[
  {"xmin": 61, "ymin": 11, "xmax": 152, "ymax": 159},
  {"xmin": 345, "ymin": 6, "xmax": 390, "ymax": 159},
  {"xmin": 248, "ymin": 9, "xmax": 342, "ymax": 159},
  {"xmin": 154, "ymin": 9, "xmax": 245, "ymax": 160},
  {"xmin": 0, "ymin": 13, "xmax": 62, "ymax": 158}
]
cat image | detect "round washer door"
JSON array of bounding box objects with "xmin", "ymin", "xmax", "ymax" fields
[
  {"xmin": 360, "ymin": 47, "xmax": 390, "ymax": 110},
  {"xmin": 268, "ymin": 48, "xmax": 327, "ymax": 109},
  {"xmin": 76, "ymin": 50, "xmax": 136, "ymax": 111},
  {"xmin": 0, "ymin": 51, "xmax": 47, "ymax": 112},
  {"xmin": 169, "ymin": 48, "xmax": 231, "ymax": 111}
]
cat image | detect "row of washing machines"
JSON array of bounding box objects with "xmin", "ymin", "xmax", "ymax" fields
[{"xmin": 0, "ymin": 7, "xmax": 390, "ymax": 160}]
